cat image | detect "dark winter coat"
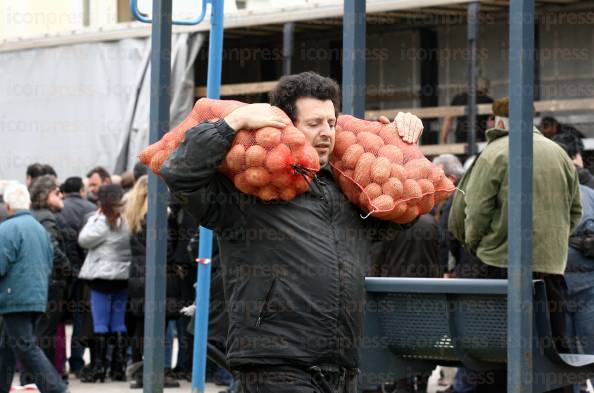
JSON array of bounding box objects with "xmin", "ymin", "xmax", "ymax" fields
[
  {"xmin": 160, "ymin": 119, "xmax": 409, "ymax": 370},
  {"xmin": 32, "ymin": 209, "xmax": 71, "ymax": 290},
  {"xmin": 58, "ymin": 193, "xmax": 96, "ymax": 275}
]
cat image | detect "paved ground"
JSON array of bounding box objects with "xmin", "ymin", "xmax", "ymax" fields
[{"xmin": 10, "ymin": 376, "xmax": 223, "ymax": 393}]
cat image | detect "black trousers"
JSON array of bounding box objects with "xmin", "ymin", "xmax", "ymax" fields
[{"xmin": 236, "ymin": 365, "xmax": 358, "ymax": 393}]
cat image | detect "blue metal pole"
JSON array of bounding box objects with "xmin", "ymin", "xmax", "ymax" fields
[
  {"xmin": 192, "ymin": 1, "xmax": 224, "ymax": 392},
  {"xmin": 507, "ymin": 0, "xmax": 535, "ymax": 390},
  {"xmin": 144, "ymin": 1, "xmax": 171, "ymax": 392},
  {"xmin": 467, "ymin": 2, "xmax": 479, "ymax": 156},
  {"xmin": 342, "ymin": 0, "xmax": 366, "ymax": 117}
]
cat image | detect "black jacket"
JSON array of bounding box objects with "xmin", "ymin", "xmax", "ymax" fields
[
  {"xmin": 32, "ymin": 209, "xmax": 71, "ymax": 289},
  {"xmin": 128, "ymin": 206, "xmax": 194, "ymax": 318},
  {"xmin": 58, "ymin": 193, "xmax": 96, "ymax": 274},
  {"xmin": 370, "ymin": 214, "xmax": 442, "ymax": 278},
  {"xmin": 160, "ymin": 120, "xmax": 408, "ymax": 369}
]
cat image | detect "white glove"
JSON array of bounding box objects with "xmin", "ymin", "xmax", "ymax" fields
[
  {"xmin": 180, "ymin": 304, "xmax": 196, "ymax": 317},
  {"xmin": 394, "ymin": 112, "xmax": 424, "ymax": 144}
]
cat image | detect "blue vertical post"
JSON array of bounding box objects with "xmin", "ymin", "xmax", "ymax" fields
[
  {"xmin": 192, "ymin": 1, "xmax": 225, "ymax": 393},
  {"xmin": 144, "ymin": 1, "xmax": 171, "ymax": 392},
  {"xmin": 467, "ymin": 2, "xmax": 479, "ymax": 156},
  {"xmin": 342, "ymin": 0, "xmax": 366, "ymax": 117},
  {"xmin": 507, "ymin": 0, "xmax": 535, "ymax": 391}
]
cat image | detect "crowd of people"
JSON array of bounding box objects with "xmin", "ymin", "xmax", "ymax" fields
[
  {"xmin": 0, "ymin": 71, "xmax": 593, "ymax": 393},
  {"xmin": 0, "ymin": 163, "xmax": 227, "ymax": 393}
]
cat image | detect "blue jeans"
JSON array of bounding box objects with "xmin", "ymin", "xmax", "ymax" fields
[
  {"xmin": 568, "ymin": 286, "xmax": 594, "ymax": 354},
  {"xmin": 90, "ymin": 289, "xmax": 128, "ymax": 333},
  {"xmin": 0, "ymin": 313, "xmax": 67, "ymax": 393}
]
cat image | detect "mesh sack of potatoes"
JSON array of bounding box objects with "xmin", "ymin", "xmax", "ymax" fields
[
  {"xmin": 331, "ymin": 115, "xmax": 455, "ymax": 223},
  {"xmin": 139, "ymin": 98, "xmax": 320, "ymax": 201}
]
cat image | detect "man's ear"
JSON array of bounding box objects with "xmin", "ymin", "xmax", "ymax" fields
[{"xmin": 496, "ymin": 119, "xmax": 506, "ymax": 130}]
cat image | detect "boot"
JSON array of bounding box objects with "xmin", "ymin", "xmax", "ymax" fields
[
  {"xmin": 80, "ymin": 333, "xmax": 106, "ymax": 383},
  {"xmin": 109, "ymin": 332, "xmax": 128, "ymax": 381}
]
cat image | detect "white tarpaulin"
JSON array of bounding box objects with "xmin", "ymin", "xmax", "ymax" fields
[{"xmin": 0, "ymin": 33, "xmax": 203, "ymax": 182}]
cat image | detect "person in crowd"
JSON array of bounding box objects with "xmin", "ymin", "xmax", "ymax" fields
[
  {"xmin": 369, "ymin": 215, "xmax": 441, "ymax": 393},
  {"xmin": 159, "ymin": 71, "xmax": 423, "ymax": 393},
  {"xmin": 78, "ymin": 184, "xmax": 131, "ymax": 383},
  {"xmin": 26, "ymin": 163, "xmax": 45, "ymax": 188},
  {"xmin": 125, "ymin": 175, "xmax": 193, "ymax": 388},
  {"xmin": 58, "ymin": 176, "xmax": 97, "ymax": 377},
  {"xmin": 564, "ymin": 184, "xmax": 594, "ymax": 355},
  {"xmin": 541, "ymin": 116, "xmax": 561, "ymax": 138},
  {"xmin": 0, "ymin": 181, "xmax": 17, "ymax": 224},
  {"xmin": 120, "ymin": 171, "xmax": 135, "ymax": 193},
  {"xmin": 26, "ymin": 175, "xmax": 72, "ymax": 383},
  {"xmin": 439, "ymin": 77, "xmax": 494, "ymax": 144},
  {"xmin": 133, "ymin": 162, "xmax": 148, "ymax": 183},
  {"xmin": 0, "ymin": 183, "xmax": 68, "ymax": 393},
  {"xmin": 448, "ymin": 97, "xmax": 582, "ymax": 392},
  {"xmin": 26, "ymin": 163, "xmax": 58, "ymax": 188},
  {"xmin": 553, "ymin": 132, "xmax": 594, "ymax": 190},
  {"xmin": 86, "ymin": 167, "xmax": 112, "ymax": 204},
  {"xmin": 540, "ymin": 116, "xmax": 586, "ymax": 140}
]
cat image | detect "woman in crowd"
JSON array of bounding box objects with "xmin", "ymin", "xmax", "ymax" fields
[
  {"xmin": 28, "ymin": 175, "xmax": 71, "ymax": 382},
  {"xmin": 125, "ymin": 175, "xmax": 189, "ymax": 389},
  {"xmin": 78, "ymin": 184, "xmax": 131, "ymax": 382}
]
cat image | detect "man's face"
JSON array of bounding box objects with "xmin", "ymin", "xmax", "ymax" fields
[
  {"xmin": 87, "ymin": 173, "xmax": 103, "ymax": 195},
  {"xmin": 542, "ymin": 124, "xmax": 558, "ymax": 138},
  {"xmin": 293, "ymin": 97, "xmax": 336, "ymax": 167},
  {"xmin": 47, "ymin": 187, "xmax": 64, "ymax": 211}
]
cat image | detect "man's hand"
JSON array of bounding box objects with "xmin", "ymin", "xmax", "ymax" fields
[
  {"xmin": 224, "ymin": 103, "xmax": 288, "ymax": 132},
  {"xmin": 378, "ymin": 112, "xmax": 424, "ymax": 144}
]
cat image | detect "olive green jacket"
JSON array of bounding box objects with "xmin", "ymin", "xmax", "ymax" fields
[{"xmin": 448, "ymin": 127, "xmax": 582, "ymax": 275}]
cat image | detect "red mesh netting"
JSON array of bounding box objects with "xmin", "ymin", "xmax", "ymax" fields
[
  {"xmin": 138, "ymin": 98, "xmax": 320, "ymax": 201},
  {"xmin": 331, "ymin": 115, "xmax": 455, "ymax": 223}
]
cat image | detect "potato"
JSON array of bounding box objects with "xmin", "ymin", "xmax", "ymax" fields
[
  {"xmin": 279, "ymin": 187, "xmax": 297, "ymax": 201},
  {"xmin": 403, "ymin": 179, "xmax": 422, "ymax": 203},
  {"xmin": 258, "ymin": 185, "xmax": 279, "ymax": 201},
  {"xmin": 378, "ymin": 127, "xmax": 397, "ymax": 145},
  {"xmin": 353, "ymin": 152, "xmax": 375, "ymax": 187},
  {"xmin": 334, "ymin": 131, "xmax": 357, "ymax": 158},
  {"xmin": 265, "ymin": 144, "xmax": 291, "ymax": 172},
  {"xmin": 225, "ymin": 144, "xmax": 246, "ymax": 172},
  {"xmin": 282, "ymin": 127, "xmax": 306, "ymax": 147},
  {"xmin": 342, "ymin": 144, "xmax": 365, "ymax": 169},
  {"xmin": 255, "ymin": 127, "xmax": 282, "ymax": 148},
  {"xmin": 390, "ymin": 164, "xmax": 406, "ymax": 182},
  {"xmin": 377, "ymin": 145, "xmax": 404, "ymax": 165},
  {"xmin": 382, "ymin": 177, "xmax": 403, "ymax": 200},
  {"xmin": 233, "ymin": 172, "xmax": 257, "ymax": 194},
  {"xmin": 150, "ymin": 149, "xmax": 169, "ymax": 174},
  {"xmin": 404, "ymin": 159, "xmax": 432, "ymax": 179},
  {"xmin": 394, "ymin": 205, "xmax": 419, "ymax": 224},
  {"xmin": 371, "ymin": 157, "xmax": 391, "ymax": 184},
  {"xmin": 245, "ymin": 145, "xmax": 267, "ymax": 167},
  {"xmin": 271, "ymin": 172, "xmax": 293, "ymax": 188},
  {"xmin": 371, "ymin": 194, "xmax": 394, "ymax": 211},
  {"xmin": 245, "ymin": 167, "xmax": 271, "ymax": 187},
  {"xmin": 233, "ymin": 130, "xmax": 255, "ymax": 147},
  {"xmin": 357, "ymin": 132, "xmax": 384, "ymax": 153}
]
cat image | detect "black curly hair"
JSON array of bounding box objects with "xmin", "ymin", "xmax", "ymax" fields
[{"xmin": 269, "ymin": 71, "xmax": 341, "ymax": 123}]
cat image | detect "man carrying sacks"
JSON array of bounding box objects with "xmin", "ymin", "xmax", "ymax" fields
[{"xmin": 159, "ymin": 72, "xmax": 423, "ymax": 393}]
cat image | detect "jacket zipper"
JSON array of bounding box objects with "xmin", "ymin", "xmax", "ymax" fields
[{"xmin": 256, "ymin": 278, "xmax": 277, "ymax": 327}]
